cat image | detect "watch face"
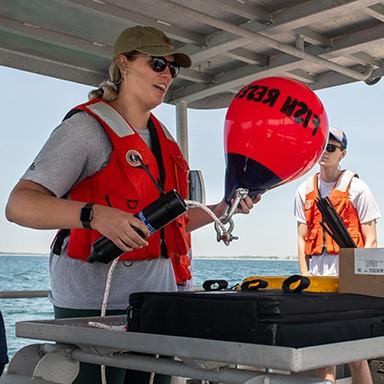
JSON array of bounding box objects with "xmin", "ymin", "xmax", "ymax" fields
[{"xmin": 81, "ymin": 203, "xmax": 94, "ymax": 229}]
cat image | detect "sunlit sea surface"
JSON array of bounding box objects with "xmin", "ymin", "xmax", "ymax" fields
[{"xmin": 0, "ymin": 255, "xmax": 298, "ymax": 357}]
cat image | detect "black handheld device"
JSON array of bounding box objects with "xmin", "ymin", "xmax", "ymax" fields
[{"xmin": 88, "ymin": 189, "xmax": 187, "ymax": 263}]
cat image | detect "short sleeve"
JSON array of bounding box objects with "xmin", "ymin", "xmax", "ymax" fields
[
  {"xmin": 294, "ymin": 181, "xmax": 307, "ymax": 224},
  {"xmin": 349, "ymin": 178, "xmax": 381, "ymax": 224},
  {"xmin": 22, "ymin": 112, "xmax": 112, "ymax": 197}
]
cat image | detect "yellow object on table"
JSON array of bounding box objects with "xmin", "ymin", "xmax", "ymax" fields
[{"xmin": 241, "ymin": 275, "xmax": 339, "ymax": 293}]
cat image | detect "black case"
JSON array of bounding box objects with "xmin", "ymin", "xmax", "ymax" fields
[{"xmin": 127, "ymin": 290, "xmax": 384, "ymax": 347}]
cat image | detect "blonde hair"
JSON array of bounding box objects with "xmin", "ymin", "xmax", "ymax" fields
[{"xmin": 88, "ymin": 61, "xmax": 123, "ymax": 101}]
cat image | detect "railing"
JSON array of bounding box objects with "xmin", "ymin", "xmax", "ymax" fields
[{"xmin": 0, "ymin": 290, "xmax": 49, "ymax": 299}]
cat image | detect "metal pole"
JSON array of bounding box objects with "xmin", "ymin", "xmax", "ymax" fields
[
  {"xmin": 176, "ymin": 100, "xmax": 189, "ymax": 161},
  {"xmin": 0, "ymin": 290, "xmax": 49, "ymax": 299},
  {"xmin": 69, "ymin": 348, "xmax": 327, "ymax": 384}
]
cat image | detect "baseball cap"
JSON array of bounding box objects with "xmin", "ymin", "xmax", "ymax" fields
[
  {"xmin": 113, "ymin": 26, "xmax": 192, "ymax": 68},
  {"xmin": 329, "ymin": 127, "xmax": 347, "ymax": 149}
]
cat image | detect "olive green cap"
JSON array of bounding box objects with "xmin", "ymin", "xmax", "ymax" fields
[{"xmin": 113, "ymin": 26, "xmax": 192, "ymax": 68}]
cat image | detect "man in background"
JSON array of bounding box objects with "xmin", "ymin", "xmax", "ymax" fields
[{"xmin": 294, "ymin": 127, "xmax": 380, "ymax": 383}]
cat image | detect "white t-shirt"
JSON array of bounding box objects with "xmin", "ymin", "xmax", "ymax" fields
[{"xmin": 294, "ymin": 173, "xmax": 381, "ymax": 276}]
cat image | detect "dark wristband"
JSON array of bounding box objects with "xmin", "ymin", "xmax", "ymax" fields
[{"xmin": 80, "ymin": 202, "xmax": 94, "ymax": 229}]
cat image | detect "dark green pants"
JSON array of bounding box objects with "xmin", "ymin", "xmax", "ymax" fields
[{"xmin": 54, "ymin": 306, "xmax": 171, "ymax": 384}]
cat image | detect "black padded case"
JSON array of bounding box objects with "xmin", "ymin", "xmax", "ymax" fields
[{"xmin": 127, "ymin": 290, "xmax": 384, "ymax": 347}]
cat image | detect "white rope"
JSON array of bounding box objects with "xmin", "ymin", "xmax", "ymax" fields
[
  {"xmin": 90, "ymin": 257, "xmax": 120, "ymax": 384},
  {"xmin": 148, "ymin": 355, "xmax": 159, "ymax": 384},
  {"xmin": 101, "ymin": 364, "xmax": 107, "ymax": 384},
  {"xmin": 88, "ymin": 321, "xmax": 127, "ymax": 331},
  {"xmin": 185, "ymin": 199, "xmax": 227, "ymax": 232},
  {"xmin": 101, "ymin": 258, "xmax": 119, "ymax": 317},
  {"xmin": 102, "ymin": 258, "xmax": 119, "ymax": 384}
]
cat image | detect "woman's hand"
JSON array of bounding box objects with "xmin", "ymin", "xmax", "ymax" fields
[
  {"xmin": 91, "ymin": 204, "xmax": 150, "ymax": 252},
  {"xmin": 213, "ymin": 193, "xmax": 261, "ymax": 218},
  {"xmin": 236, "ymin": 194, "xmax": 261, "ymax": 214}
]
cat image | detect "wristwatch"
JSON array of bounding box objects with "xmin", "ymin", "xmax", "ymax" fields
[{"xmin": 80, "ymin": 202, "xmax": 94, "ymax": 229}]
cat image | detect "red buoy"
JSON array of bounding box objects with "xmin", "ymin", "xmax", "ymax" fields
[{"xmin": 224, "ymin": 77, "xmax": 328, "ymax": 203}]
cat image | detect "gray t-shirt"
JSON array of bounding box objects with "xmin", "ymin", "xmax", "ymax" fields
[{"xmin": 23, "ymin": 112, "xmax": 177, "ymax": 310}]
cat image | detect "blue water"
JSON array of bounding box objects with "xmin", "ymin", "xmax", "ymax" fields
[{"xmin": 0, "ymin": 255, "xmax": 298, "ymax": 358}]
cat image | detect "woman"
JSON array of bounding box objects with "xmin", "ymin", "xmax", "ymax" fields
[{"xmin": 6, "ymin": 26, "xmax": 258, "ymax": 384}]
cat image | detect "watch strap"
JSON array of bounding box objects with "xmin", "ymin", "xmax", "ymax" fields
[{"xmin": 80, "ymin": 202, "xmax": 94, "ymax": 229}]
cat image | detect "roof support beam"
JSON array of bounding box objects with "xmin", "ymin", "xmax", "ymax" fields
[
  {"xmin": 349, "ymin": 52, "xmax": 382, "ymax": 67},
  {"xmin": 205, "ymin": 0, "xmax": 270, "ymax": 21},
  {"xmin": 167, "ymin": 23, "xmax": 384, "ymax": 103},
  {"xmin": 0, "ymin": 14, "xmax": 206, "ymax": 84},
  {"xmin": 365, "ymin": 3, "xmax": 384, "ymax": 22},
  {"xmin": 0, "ymin": 47, "xmax": 104, "ymax": 86},
  {"xmin": 64, "ymin": 0, "xmax": 204, "ymax": 44},
  {"xmin": 0, "ymin": 15, "xmax": 109, "ymax": 57},
  {"xmin": 224, "ymin": 48, "xmax": 268, "ymax": 66},
  {"xmin": 293, "ymin": 27, "xmax": 331, "ymax": 47},
  {"xmin": 179, "ymin": 69, "xmax": 213, "ymax": 84},
  {"xmin": 268, "ymin": 0, "xmax": 380, "ymax": 33},
  {"xmin": 185, "ymin": 0, "xmax": 376, "ymax": 66},
  {"xmin": 286, "ymin": 69, "xmax": 318, "ymax": 83},
  {"xmin": 157, "ymin": 0, "xmax": 372, "ymax": 82},
  {"xmin": 4, "ymin": 0, "xmax": 380, "ymax": 83},
  {"xmin": 311, "ymin": 64, "xmax": 384, "ymax": 90}
]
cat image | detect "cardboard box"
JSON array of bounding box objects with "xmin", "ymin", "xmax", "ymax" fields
[{"xmin": 339, "ymin": 248, "xmax": 384, "ymax": 298}]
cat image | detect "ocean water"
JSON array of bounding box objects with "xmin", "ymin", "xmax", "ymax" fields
[{"xmin": 0, "ymin": 255, "xmax": 298, "ymax": 358}]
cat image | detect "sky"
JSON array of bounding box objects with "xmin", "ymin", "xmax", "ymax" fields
[{"xmin": 1, "ymin": 65, "xmax": 384, "ymax": 258}]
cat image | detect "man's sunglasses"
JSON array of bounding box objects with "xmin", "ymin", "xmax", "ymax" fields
[
  {"xmin": 326, "ymin": 143, "xmax": 343, "ymax": 153},
  {"xmin": 148, "ymin": 56, "xmax": 180, "ymax": 79}
]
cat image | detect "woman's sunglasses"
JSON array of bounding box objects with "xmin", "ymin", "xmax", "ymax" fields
[
  {"xmin": 326, "ymin": 143, "xmax": 343, "ymax": 153},
  {"xmin": 149, "ymin": 56, "xmax": 180, "ymax": 79},
  {"xmin": 126, "ymin": 53, "xmax": 181, "ymax": 79}
]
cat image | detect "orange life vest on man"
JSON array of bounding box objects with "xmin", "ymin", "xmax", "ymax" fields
[
  {"xmin": 304, "ymin": 170, "xmax": 365, "ymax": 256},
  {"xmin": 63, "ymin": 98, "xmax": 191, "ymax": 285}
]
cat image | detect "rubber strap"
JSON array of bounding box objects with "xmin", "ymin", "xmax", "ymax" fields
[
  {"xmin": 282, "ymin": 274, "xmax": 310, "ymax": 293},
  {"xmin": 202, "ymin": 280, "xmax": 228, "ymax": 291},
  {"xmin": 241, "ymin": 278, "xmax": 268, "ymax": 290}
]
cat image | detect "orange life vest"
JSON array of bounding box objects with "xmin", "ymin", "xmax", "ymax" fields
[
  {"xmin": 64, "ymin": 98, "xmax": 191, "ymax": 285},
  {"xmin": 304, "ymin": 171, "xmax": 364, "ymax": 256}
]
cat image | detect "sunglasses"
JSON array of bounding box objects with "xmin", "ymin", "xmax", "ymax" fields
[
  {"xmin": 326, "ymin": 143, "xmax": 343, "ymax": 153},
  {"xmin": 149, "ymin": 56, "xmax": 180, "ymax": 79},
  {"xmin": 126, "ymin": 53, "xmax": 181, "ymax": 79}
]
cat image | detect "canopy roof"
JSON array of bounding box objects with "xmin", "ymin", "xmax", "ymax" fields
[{"xmin": 1, "ymin": 0, "xmax": 383, "ymax": 109}]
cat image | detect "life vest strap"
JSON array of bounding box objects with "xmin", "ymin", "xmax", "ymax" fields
[{"xmin": 51, "ymin": 229, "xmax": 70, "ymax": 255}]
